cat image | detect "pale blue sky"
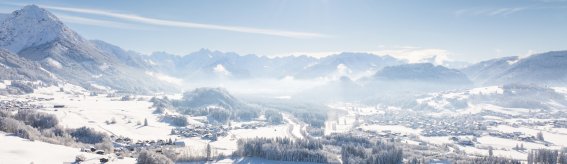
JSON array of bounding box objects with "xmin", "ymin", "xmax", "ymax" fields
[{"xmin": 1, "ymin": 0, "xmax": 566, "ymax": 62}]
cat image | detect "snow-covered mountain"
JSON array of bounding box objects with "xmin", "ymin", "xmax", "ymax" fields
[
  {"xmin": 0, "ymin": 5, "xmax": 172, "ymax": 93},
  {"xmin": 147, "ymin": 50, "xmax": 405, "ymax": 80},
  {"xmin": 295, "ymin": 52, "xmax": 404, "ymax": 79},
  {"xmin": 0, "ymin": 5, "xmax": 409, "ymax": 92},
  {"xmin": 374, "ymin": 63, "xmax": 471, "ymax": 84},
  {"xmin": 461, "ymin": 56, "xmax": 518, "ymax": 84},
  {"xmin": 491, "ymin": 51, "xmax": 567, "ymax": 86},
  {"xmin": 464, "ymin": 51, "xmax": 567, "ymax": 86},
  {"xmin": 413, "ymin": 84, "xmax": 567, "ymax": 114},
  {"xmin": 0, "ymin": 5, "xmax": 84, "ymax": 54},
  {"xmin": 2, "ymin": 4, "xmax": 566, "ymax": 95}
]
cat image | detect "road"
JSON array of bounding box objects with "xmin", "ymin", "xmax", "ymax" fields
[{"xmin": 282, "ymin": 113, "xmax": 306, "ymax": 140}]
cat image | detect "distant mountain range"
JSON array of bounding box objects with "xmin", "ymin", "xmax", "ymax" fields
[
  {"xmin": 1, "ymin": 5, "xmax": 566, "ymax": 93},
  {"xmin": 462, "ymin": 51, "xmax": 567, "ymax": 86}
]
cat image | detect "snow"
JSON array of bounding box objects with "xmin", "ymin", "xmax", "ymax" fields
[
  {"xmin": 207, "ymin": 124, "xmax": 295, "ymax": 156},
  {"xmin": 360, "ymin": 124, "xmax": 422, "ymax": 135},
  {"xmin": 336, "ymin": 63, "xmax": 352, "ymax": 76},
  {"xmin": 469, "ymin": 86, "xmax": 503, "ymax": 95},
  {"xmin": 145, "ymin": 71, "xmax": 183, "ymax": 85},
  {"xmin": 45, "ymin": 57, "xmax": 62, "ymax": 69},
  {"xmin": 26, "ymin": 86, "xmax": 174, "ymax": 140},
  {"xmin": 552, "ymin": 87, "xmax": 567, "ymax": 94},
  {"xmin": 213, "ymin": 64, "xmax": 231, "ymax": 76},
  {"xmin": 421, "ymin": 136, "xmax": 453, "ymax": 145},
  {"xmin": 0, "ymin": 5, "xmax": 82, "ymax": 53},
  {"xmin": 44, "ymin": 98, "xmax": 173, "ymax": 140},
  {"xmin": 491, "ymin": 125, "xmax": 567, "ymax": 147},
  {"xmin": 0, "ymin": 132, "xmax": 135, "ymax": 164},
  {"xmin": 216, "ymin": 157, "xmax": 321, "ymax": 164},
  {"xmin": 231, "ymin": 125, "xmax": 291, "ymax": 139},
  {"xmin": 99, "ymin": 62, "xmax": 111, "ymax": 71},
  {"xmin": 283, "ymin": 113, "xmax": 304, "ymax": 139},
  {"xmin": 90, "ymin": 83, "xmax": 111, "ymax": 91},
  {"xmin": 477, "ymin": 136, "xmax": 548, "ymax": 151}
]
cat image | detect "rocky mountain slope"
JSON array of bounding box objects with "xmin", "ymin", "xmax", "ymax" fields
[{"xmin": 0, "ymin": 5, "xmax": 172, "ymax": 93}]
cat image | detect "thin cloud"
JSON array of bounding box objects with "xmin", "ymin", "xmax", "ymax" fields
[
  {"xmin": 39, "ymin": 4, "xmax": 329, "ymax": 39},
  {"xmin": 56, "ymin": 14, "xmax": 140, "ymax": 30},
  {"xmin": 455, "ymin": 7, "xmax": 526, "ymax": 17},
  {"xmin": 487, "ymin": 7, "xmax": 526, "ymax": 16}
]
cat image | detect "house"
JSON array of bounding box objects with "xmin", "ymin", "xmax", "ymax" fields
[
  {"xmin": 174, "ymin": 141, "xmax": 186, "ymax": 147},
  {"xmin": 457, "ymin": 138, "xmax": 474, "ymax": 146},
  {"xmin": 96, "ymin": 150, "xmax": 105, "ymax": 155},
  {"xmin": 100, "ymin": 158, "xmax": 109, "ymax": 163},
  {"xmin": 53, "ymin": 104, "xmax": 65, "ymax": 108}
]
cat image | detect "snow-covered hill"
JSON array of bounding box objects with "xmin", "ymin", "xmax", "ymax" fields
[
  {"xmin": 463, "ymin": 51, "xmax": 567, "ymax": 86},
  {"xmin": 461, "ymin": 56, "xmax": 518, "ymax": 84},
  {"xmin": 413, "ymin": 84, "xmax": 567, "ymax": 114},
  {"xmin": 492, "ymin": 51, "xmax": 567, "ymax": 86},
  {"xmin": 178, "ymin": 87, "xmax": 245, "ymax": 110}
]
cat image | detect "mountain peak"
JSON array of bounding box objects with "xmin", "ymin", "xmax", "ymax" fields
[
  {"xmin": 0, "ymin": 5, "xmax": 80, "ymax": 53},
  {"xmin": 10, "ymin": 5, "xmax": 61, "ymax": 25}
]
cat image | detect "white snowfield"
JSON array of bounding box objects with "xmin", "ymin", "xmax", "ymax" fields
[
  {"xmin": 0, "ymin": 132, "xmax": 135, "ymax": 164},
  {"xmin": 30, "ymin": 86, "xmax": 173, "ymax": 140},
  {"xmin": 1, "ymin": 84, "xmax": 308, "ymax": 163}
]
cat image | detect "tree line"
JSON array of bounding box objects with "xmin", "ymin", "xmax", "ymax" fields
[
  {"xmin": 0, "ymin": 108, "xmax": 114, "ymax": 152},
  {"xmin": 235, "ymin": 137, "xmax": 328, "ymax": 163}
]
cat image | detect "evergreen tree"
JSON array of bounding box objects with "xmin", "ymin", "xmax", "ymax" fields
[
  {"xmin": 207, "ymin": 143, "xmax": 212, "ymax": 161},
  {"xmin": 537, "ymin": 131, "xmax": 545, "ymax": 141}
]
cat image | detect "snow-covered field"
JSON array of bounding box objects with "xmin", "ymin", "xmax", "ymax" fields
[
  {"xmin": 3, "ymin": 83, "xmax": 567, "ymax": 163},
  {"xmin": 0, "ymin": 132, "xmax": 135, "ymax": 164},
  {"xmin": 1, "ymin": 84, "xmax": 309, "ymax": 163},
  {"xmin": 360, "ymin": 124, "xmax": 422, "ymax": 135},
  {"xmin": 209, "ymin": 124, "xmax": 294, "ymax": 155},
  {"xmin": 27, "ymin": 86, "xmax": 174, "ymax": 140},
  {"xmin": 491, "ymin": 125, "xmax": 567, "ymax": 146}
]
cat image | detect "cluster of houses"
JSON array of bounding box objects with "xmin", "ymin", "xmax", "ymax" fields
[
  {"xmin": 367, "ymin": 111, "xmax": 487, "ymax": 137},
  {"xmin": 449, "ymin": 136, "xmax": 475, "ymax": 146},
  {"xmin": 234, "ymin": 122, "xmax": 267, "ymax": 130},
  {"xmin": 171, "ymin": 125, "xmax": 229, "ymax": 141},
  {"xmin": 552, "ymin": 120, "xmax": 567, "ymax": 128},
  {"xmin": 363, "ymin": 129, "xmax": 406, "ymax": 138},
  {"xmin": 507, "ymin": 119, "xmax": 567, "ymax": 129},
  {"xmin": 0, "ymin": 99, "xmax": 42, "ymax": 111},
  {"xmin": 110, "ymin": 135, "xmax": 181, "ymax": 150},
  {"xmin": 488, "ymin": 131, "xmax": 537, "ymax": 142}
]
